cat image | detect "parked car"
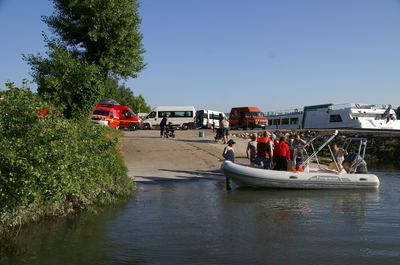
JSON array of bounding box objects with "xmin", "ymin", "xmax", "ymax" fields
[{"xmin": 91, "ymin": 103, "xmax": 142, "ymax": 130}]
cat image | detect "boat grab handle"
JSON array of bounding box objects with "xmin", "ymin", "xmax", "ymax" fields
[{"xmin": 290, "ymin": 176, "xmax": 298, "ymax": 179}]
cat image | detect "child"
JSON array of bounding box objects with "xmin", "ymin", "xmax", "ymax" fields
[{"xmin": 223, "ymin": 139, "xmax": 236, "ymax": 162}]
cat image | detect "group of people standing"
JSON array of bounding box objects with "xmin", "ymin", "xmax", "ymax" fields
[
  {"xmin": 245, "ymin": 131, "xmax": 307, "ymax": 171},
  {"xmin": 223, "ymin": 131, "xmax": 308, "ymax": 172},
  {"xmin": 223, "ymin": 130, "xmax": 349, "ymax": 173}
]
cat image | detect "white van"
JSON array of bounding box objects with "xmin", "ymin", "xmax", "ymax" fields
[
  {"xmin": 196, "ymin": 110, "xmax": 226, "ymax": 129},
  {"xmin": 142, "ymin": 106, "xmax": 196, "ymax": 130}
]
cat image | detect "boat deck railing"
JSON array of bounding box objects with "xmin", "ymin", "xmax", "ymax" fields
[
  {"xmin": 266, "ymin": 103, "xmax": 391, "ymax": 116},
  {"xmin": 330, "ymin": 103, "xmax": 390, "ymax": 110},
  {"xmin": 264, "ymin": 109, "xmax": 303, "ymax": 117}
]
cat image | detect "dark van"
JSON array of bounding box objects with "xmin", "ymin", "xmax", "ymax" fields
[{"xmin": 229, "ymin": 106, "xmax": 267, "ymax": 129}]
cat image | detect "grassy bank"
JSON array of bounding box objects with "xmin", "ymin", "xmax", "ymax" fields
[{"xmin": 0, "ymin": 89, "xmax": 134, "ymax": 233}]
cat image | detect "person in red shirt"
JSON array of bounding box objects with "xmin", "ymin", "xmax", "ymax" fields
[{"xmin": 273, "ymin": 136, "xmax": 290, "ymax": 171}]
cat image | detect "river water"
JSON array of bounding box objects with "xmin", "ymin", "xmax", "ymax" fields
[{"xmin": 2, "ymin": 170, "xmax": 400, "ymax": 265}]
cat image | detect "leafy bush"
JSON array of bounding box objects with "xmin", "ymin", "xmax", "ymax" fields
[{"xmin": 0, "ymin": 87, "xmax": 133, "ymax": 230}]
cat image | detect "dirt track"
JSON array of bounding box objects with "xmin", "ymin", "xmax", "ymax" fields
[{"xmin": 122, "ymin": 129, "xmax": 250, "ymax": 182}]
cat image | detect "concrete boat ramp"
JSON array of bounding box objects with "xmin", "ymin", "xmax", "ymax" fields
[{"xmin": 122, "ymin": 130, "xmax": 249, "ymax": 182}]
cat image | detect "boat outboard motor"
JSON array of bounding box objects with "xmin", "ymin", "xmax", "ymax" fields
[{"xmin": 342, "ymin": 153, "xmax": 368, "ymax": 174}]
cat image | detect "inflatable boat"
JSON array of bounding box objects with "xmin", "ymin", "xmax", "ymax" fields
[
  {"xmin": 221, "ymin": 130, "xmax": 380, "ymax": 189},
  {"xmin": 221, "ymin": 161, "xmax": 380, "ymax": 189}
]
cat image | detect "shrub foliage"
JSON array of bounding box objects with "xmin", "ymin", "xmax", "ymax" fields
[{"xmin": 0, "ymin": 87, "xmax": 133, "ymax": 229}]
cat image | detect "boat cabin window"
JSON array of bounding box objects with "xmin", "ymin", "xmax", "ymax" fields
[
  {"xmin": 290, "ymin": 117, "xmax": 299, "ymax": 124},
  {"xmin": 273, "ymin": 119, "xmax": 281, "ymax": 125},
  {"xmin": 282, "ymin": 118, "xmax": 289, "ymax": 125},
  {"xmin": 268, "ymin": 119, "xmax": 273, "ymax": 126},
  {"xmin": 329, "ymin": 114, "xmax": 343, "ymax": 122}
]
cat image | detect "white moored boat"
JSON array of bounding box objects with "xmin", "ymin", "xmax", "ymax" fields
[
  {"xmin": 221, "ymin": 130, "xmax": 380, "ymax": 189},
  {"xmin": 265, "ymin": 103, "xmax": 400, "ymax": 130}
]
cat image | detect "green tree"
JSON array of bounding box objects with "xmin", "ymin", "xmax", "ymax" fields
[
  {"xmin": 133, "ymin": 94, "xmax": 151, "ymax": 113},
  {"xmin": 25, "ymin": 46, "xmax": 105, "ymax": 119},
  {"xmin": 105, "ymin": 77, "xmax": 151, "ymax": 113},
  {"xmin": 43, "ymin": 0, "xmax": 145, "ymax": 78},
  {"xmin": 26, "ymin": 0, "xmax": 146, "ymax": 119}
]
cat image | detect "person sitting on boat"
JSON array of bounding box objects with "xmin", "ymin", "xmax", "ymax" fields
[
  {"xmin": 329, "ymin": 143, "xmax": 348, "ymax": 171},
  {"xmin": 273, "ymin": 136, "xmax": 291, "ymax": 171},
  {"xmin": 254, "ymin": 131, "xmax": 273, "ymax": 169},
  {"xmin": 291, "ymin": 133, "xmax": 307, "ymax": 171},
  {"xmin": 384, "ymin": 104, "xmax": 397, "ymax": 123},
  {"xmin": 246, "ymin": 134, "xmax": 257, "ymax": 165},
  {"xmin": 223, "ymin": 139, "xmax": 236, "ymax": 162},
  {"xmin": 386, "ymin": 113, "xmax": 396, "ymax": 123}
]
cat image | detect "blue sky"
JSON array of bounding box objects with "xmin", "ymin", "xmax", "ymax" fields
[{"xmin": 1, "ymin": 0, "xmax": 400, "ymax": 112}]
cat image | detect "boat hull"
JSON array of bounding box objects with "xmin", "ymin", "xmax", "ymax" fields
[{"xmin": 221, "ymin": 161, "xmax": 380, "ymax": 189}]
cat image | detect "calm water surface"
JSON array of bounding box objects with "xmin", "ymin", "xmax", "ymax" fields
[{"xmin": 2, "ymin": 170, "xmax": 400, "ymax": 265}]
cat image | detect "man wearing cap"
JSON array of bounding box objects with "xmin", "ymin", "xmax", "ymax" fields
[{"xmin": 223, "ymin": 139, "xmax": 236, "ymax": 162}]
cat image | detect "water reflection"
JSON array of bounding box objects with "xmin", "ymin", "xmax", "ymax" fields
[{"xmin": 0, "ymin": 201, "xmax": 129, "ymax": 265}]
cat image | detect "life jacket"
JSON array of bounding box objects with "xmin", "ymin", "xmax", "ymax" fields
[
  {"xmin": 256, "ymin": 137, "xmax": 272, "ymax": 158},
  {"xmin": 257, "ymin": 136, "xmax": 270, "ymax": 143}
]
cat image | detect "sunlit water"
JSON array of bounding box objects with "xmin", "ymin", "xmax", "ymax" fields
[{"xmin": 2, "ymin": 170, "xmax": 400, "ymax": 265}]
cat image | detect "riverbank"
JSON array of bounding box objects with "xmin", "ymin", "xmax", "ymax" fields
[{"xmin": 122, "ymin": 129, "xmax": 250, "ymax": 182}]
